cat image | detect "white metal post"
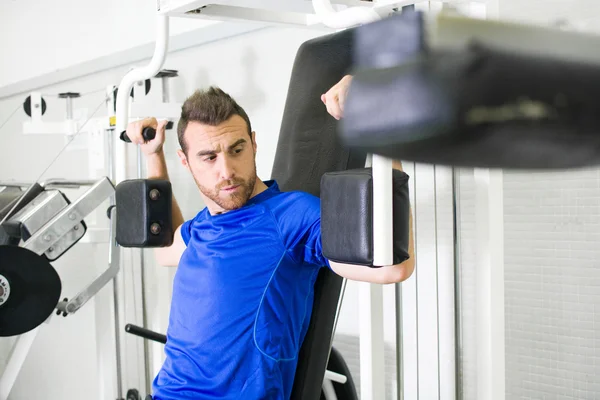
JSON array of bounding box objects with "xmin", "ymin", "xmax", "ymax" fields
[
  {"xmin": 115, "ymin": 15, "xmax": 170, "ymax": 141},
  {"xmin": 359, "ymin": 282, "xmax": 386, "ymax": 400},
  {"xmin": 372, "ymin": 154, "xmax": 395, "ymax": 267},
  {"xmin": 358, "ymin": 153, "xmax": 393, "ymax": 400},
  {"xmin": 309, "ymin": 2, "xmax": 395, "ymax": 398},
  {"xmin": 473, "ymin": 168, "xmax": 505, "ymax": 400}
]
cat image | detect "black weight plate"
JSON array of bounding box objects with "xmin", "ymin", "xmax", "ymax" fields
[{"xmin": 0, "ymin": 246, "xmax": 61, "ymax": 337}]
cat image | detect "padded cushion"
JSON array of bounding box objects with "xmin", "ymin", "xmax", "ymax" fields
[
  {"xmin": 342, "ymin": 12, "xmax": 600, "ymax": 169},
  {"xmin": 321, "ymin": 168, "xmax": 410, "ymax": 266},
  {"xmin": 115, "ymin": 179, "xmax": 173, "ymax": 247},
  {"xmin": 270, "ymin": 28, "xmax": 367, "ymax": 400}
]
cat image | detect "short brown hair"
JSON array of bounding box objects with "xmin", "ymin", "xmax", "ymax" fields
[{"xmin": 177, "ymin": 86, "xmax": 252, "ymax": 154}]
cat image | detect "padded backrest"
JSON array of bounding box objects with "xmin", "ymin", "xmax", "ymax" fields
[{"xmin": 271, "ymin": 28, "xmax": 366, "ymax": 400}]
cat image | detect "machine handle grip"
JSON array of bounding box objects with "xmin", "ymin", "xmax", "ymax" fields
[
  {"xmin": 120, "ymin": 127, "xmax": 156, "ymax": 143},
  {"xmin": 125, "ymin": 323, "xmax": 167, "ymax": 344}
]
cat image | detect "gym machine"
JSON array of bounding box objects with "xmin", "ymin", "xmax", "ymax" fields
[
  {"xmin": 7, "ymin": 0, "xmax": 600, "ymax": 398},
  {"xmin": 0, "ymin": 70, "xmax": 180, "ymax": 400}
]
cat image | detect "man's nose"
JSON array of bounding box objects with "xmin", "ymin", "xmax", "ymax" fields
[{"xmin": 218, "ymin": 155, "xmax": 235, "ymax": 180}]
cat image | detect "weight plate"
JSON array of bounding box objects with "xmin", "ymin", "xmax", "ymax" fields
[{"xmin": 0, "ymin": 246, "xmax": 61, "ymax": 337}]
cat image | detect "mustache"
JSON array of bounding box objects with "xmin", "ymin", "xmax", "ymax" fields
[{"xmin": 217, "ymin": 178, "xmax": 246, "ymax": 190}]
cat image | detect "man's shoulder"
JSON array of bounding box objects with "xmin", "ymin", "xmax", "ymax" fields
[
  {"xmin": 270, "ymin": 189, "xmax": 320, "ymax": 211},
  {"xmin": 267, "ymin": 190, "xmax": 321, "ymax": 235}
]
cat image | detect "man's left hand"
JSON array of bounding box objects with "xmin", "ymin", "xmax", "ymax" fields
[{"xmin": 321, "ymin": 75, "xmax": 353, "ymax": 120}]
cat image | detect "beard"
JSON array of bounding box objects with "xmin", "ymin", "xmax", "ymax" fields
[{"xmin": 193, "ymin": 163, "xmax": 258, "ymax": 212}]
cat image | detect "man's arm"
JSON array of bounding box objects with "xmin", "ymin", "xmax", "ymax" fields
[
  {"xmin": 322, "ymin": 77, "xmax": 416, "ymax": 284},
  {"xmin": 328, "ymin": 160, "xmax": 415, "ymax": 284},
  {"xmin": 126, "ymin": 118, "xmax": 187, "ymax": 267}
]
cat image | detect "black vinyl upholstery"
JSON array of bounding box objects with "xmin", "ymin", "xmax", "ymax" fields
[
  {"xmin": 271, "ymin": 29, "xmax": 367, "ymax": 400},
  {"xmin": 320, "ymin": 168, "xmax": 410, "ymax": 267},
  {"xmin": 342, "ymin": 10, "xmax": 600, "ymax": 169}
]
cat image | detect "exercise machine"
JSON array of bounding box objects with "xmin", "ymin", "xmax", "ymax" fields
[
  {"xmin": 7, "ymin": 0, "xmax": 600, "ymax": 399},
  {"xmin": 0, "ymin": 70, "xmax": 181, "ymax": 400}
]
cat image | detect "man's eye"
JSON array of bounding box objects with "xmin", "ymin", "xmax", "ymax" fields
[{"xmin": 204, "ymin": 155, "xmax": 216, "ymax": 162}]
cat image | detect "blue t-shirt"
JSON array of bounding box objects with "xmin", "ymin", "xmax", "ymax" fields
[{"xmin": 152, "ymin": 180, "xmax": 330, "ymax": 399}]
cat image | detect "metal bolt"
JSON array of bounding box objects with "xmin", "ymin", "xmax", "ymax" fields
[
  {"xmin": 150, "ymin": 223, "xmax": 161, "ymax": 235},
  {"xmin": 69, "ymin": 213, "xmax": 76, "ymax": 220},
  {"xmin": 48, "ymin": 247, "xmax": 54, "ymax": 252},
  {"xmin": 149, "ymin": 189, "xmax": 160, "ymax": 201},
  {"xmin": 43, "ymin": 235, "xmax": 52, "ymax": 242},
  {"xmin": 74, "ymin": 225, "xmax": 79, "ymax": 231}
]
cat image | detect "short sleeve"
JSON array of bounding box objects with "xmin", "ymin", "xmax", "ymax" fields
[
  {"xmin": 277, "ymin": 193, "xmax": 331, "ymax": 269},
  {"xmin": 180, "ymin": 219, "xmax": 193, "ymax": 246},
  {"xmin": 301, "ymin": 217, "xmax": 331, "ymax": 269}
]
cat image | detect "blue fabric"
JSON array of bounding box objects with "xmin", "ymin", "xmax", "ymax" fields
[{"xmin": 152, "ymin": 181, "xmax": 330, "ymax": 399}]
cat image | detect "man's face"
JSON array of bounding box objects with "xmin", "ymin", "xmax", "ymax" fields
[{"xmin": 177, "ymin": 115, "xmax": 258, "ymax": 214}]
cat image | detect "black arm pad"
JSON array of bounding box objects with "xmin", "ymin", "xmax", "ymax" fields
[
  {"xmin": 115, "ymin": 179, "xmax": 173, "ymax": 248},
  {"xmin": 320, "ymin": 168, "xmax": 410, "ymax": 267}
]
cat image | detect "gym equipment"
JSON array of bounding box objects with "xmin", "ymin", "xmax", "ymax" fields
[
  {"xmin": 123, "ymin": 323, "xmax": 358, "ymax": 400},
  {"xmin": 0, "ymin": 246, "xmax": 61, "ymax": 337},
  {"xmin": 114, "ymin": 179, "xmax": 173, "ymax": 247},
  {"xmin": 270, "ymin": 26, "xmax": 366, "ymax": 400},
  {"xmin": 321, "ymin": 168, "xmax": 411, "ymax": 267},
  {"xmin": 0, "ymin": 176, "xmax": 174, "ymax": 323},
  {"xmin": 0, "ymin": 178, "xmax": 115, "ymax": 320},
  {"xmin": 156, "ymin": 0, "xmax": 396, "ymax": 28},
  {"xmin": 0, "ymin": 184, "xmax": 44, "ymax": 246},
  {"xmin": 340, "ymin": 10, "xmax": 600, "ymax": 169},
  {"xmin": 112, "ymin": 2, "xmax": 414, "ymax": 399},
  {"xmin": 1, "ymin": 67, "xmax": 184, "ymax": 399},
  {"xmin": 115, "ymin": 18, "xmax": 369, "ymax": 400}
]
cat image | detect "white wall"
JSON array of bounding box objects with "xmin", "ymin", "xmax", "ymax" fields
[
  {"xmin": 0, "ymin": 0, "xmax": 214, "ymax": 89},
  {"xmin": 503, "ymin": 169, "xmax": 600, "ymax": 398}
]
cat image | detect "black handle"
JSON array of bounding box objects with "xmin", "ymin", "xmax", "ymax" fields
[
  {"xmin": 125, "ymin": 323, "xmax": 167, "ymax": 344},
  {"xmin": 120, "ymin": 127, "xmax": 157, "ymax": 143}
]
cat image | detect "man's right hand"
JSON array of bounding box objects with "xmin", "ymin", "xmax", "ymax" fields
[{"xmin": 125, "ymin": 117, "xmax": 168, "ymax": 156}]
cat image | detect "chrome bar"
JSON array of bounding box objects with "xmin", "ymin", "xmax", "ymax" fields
[
  {"xmin": 42, "ymin": 179, "xmax": 97, "ymax": 188},
  {"xmin": 137, "ymin": 144, "xmax": 152, "ymax": 394},
  {"xmin": 56, "ymin": 208, "xmax": 119, "ymax": 315},
  {"xmin": 0, "ymin": 179, "xmax": 97, "ymax": 189},
  {"xmin": 22, "ymin": 177, "xmax": 114, "ymax": 255}
]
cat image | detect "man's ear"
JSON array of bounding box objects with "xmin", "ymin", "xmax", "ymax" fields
[
  {"xmin": 177, "ymin": 149, "xmax": 189, "ymax": 168},
  {"xmin": 251, "ymin": 131, "xmax": 257, "ymax": 154}
]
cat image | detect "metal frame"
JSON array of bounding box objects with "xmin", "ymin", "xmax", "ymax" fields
[
  {"xmin": 157, "ymin": 0, "xmax": 419, "ymax": 27},
  {"xmin": 2, "ymin": 55, "xmax": 183, "ymax": 399},
  {"xmin": 0, "ymin": 177, "xmax": 118, "ymax": 400},
  {"xmin": 21, "ymin": 178, "xmax": 114, "ymax": 256}
]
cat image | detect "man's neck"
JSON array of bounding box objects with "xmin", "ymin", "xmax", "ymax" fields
[{"xmin": 250, "ymin": 177, "xmax": 269, "ymax": 199}]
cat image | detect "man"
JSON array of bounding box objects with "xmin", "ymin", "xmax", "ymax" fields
[{"xmin": 126, "ymin": 75, "xmax": 415, "ymax": 399}]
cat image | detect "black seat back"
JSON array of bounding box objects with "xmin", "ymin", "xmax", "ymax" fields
[{"xmin": 270, "ymin": 29, "xmax": 366, "ymax": 400}]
